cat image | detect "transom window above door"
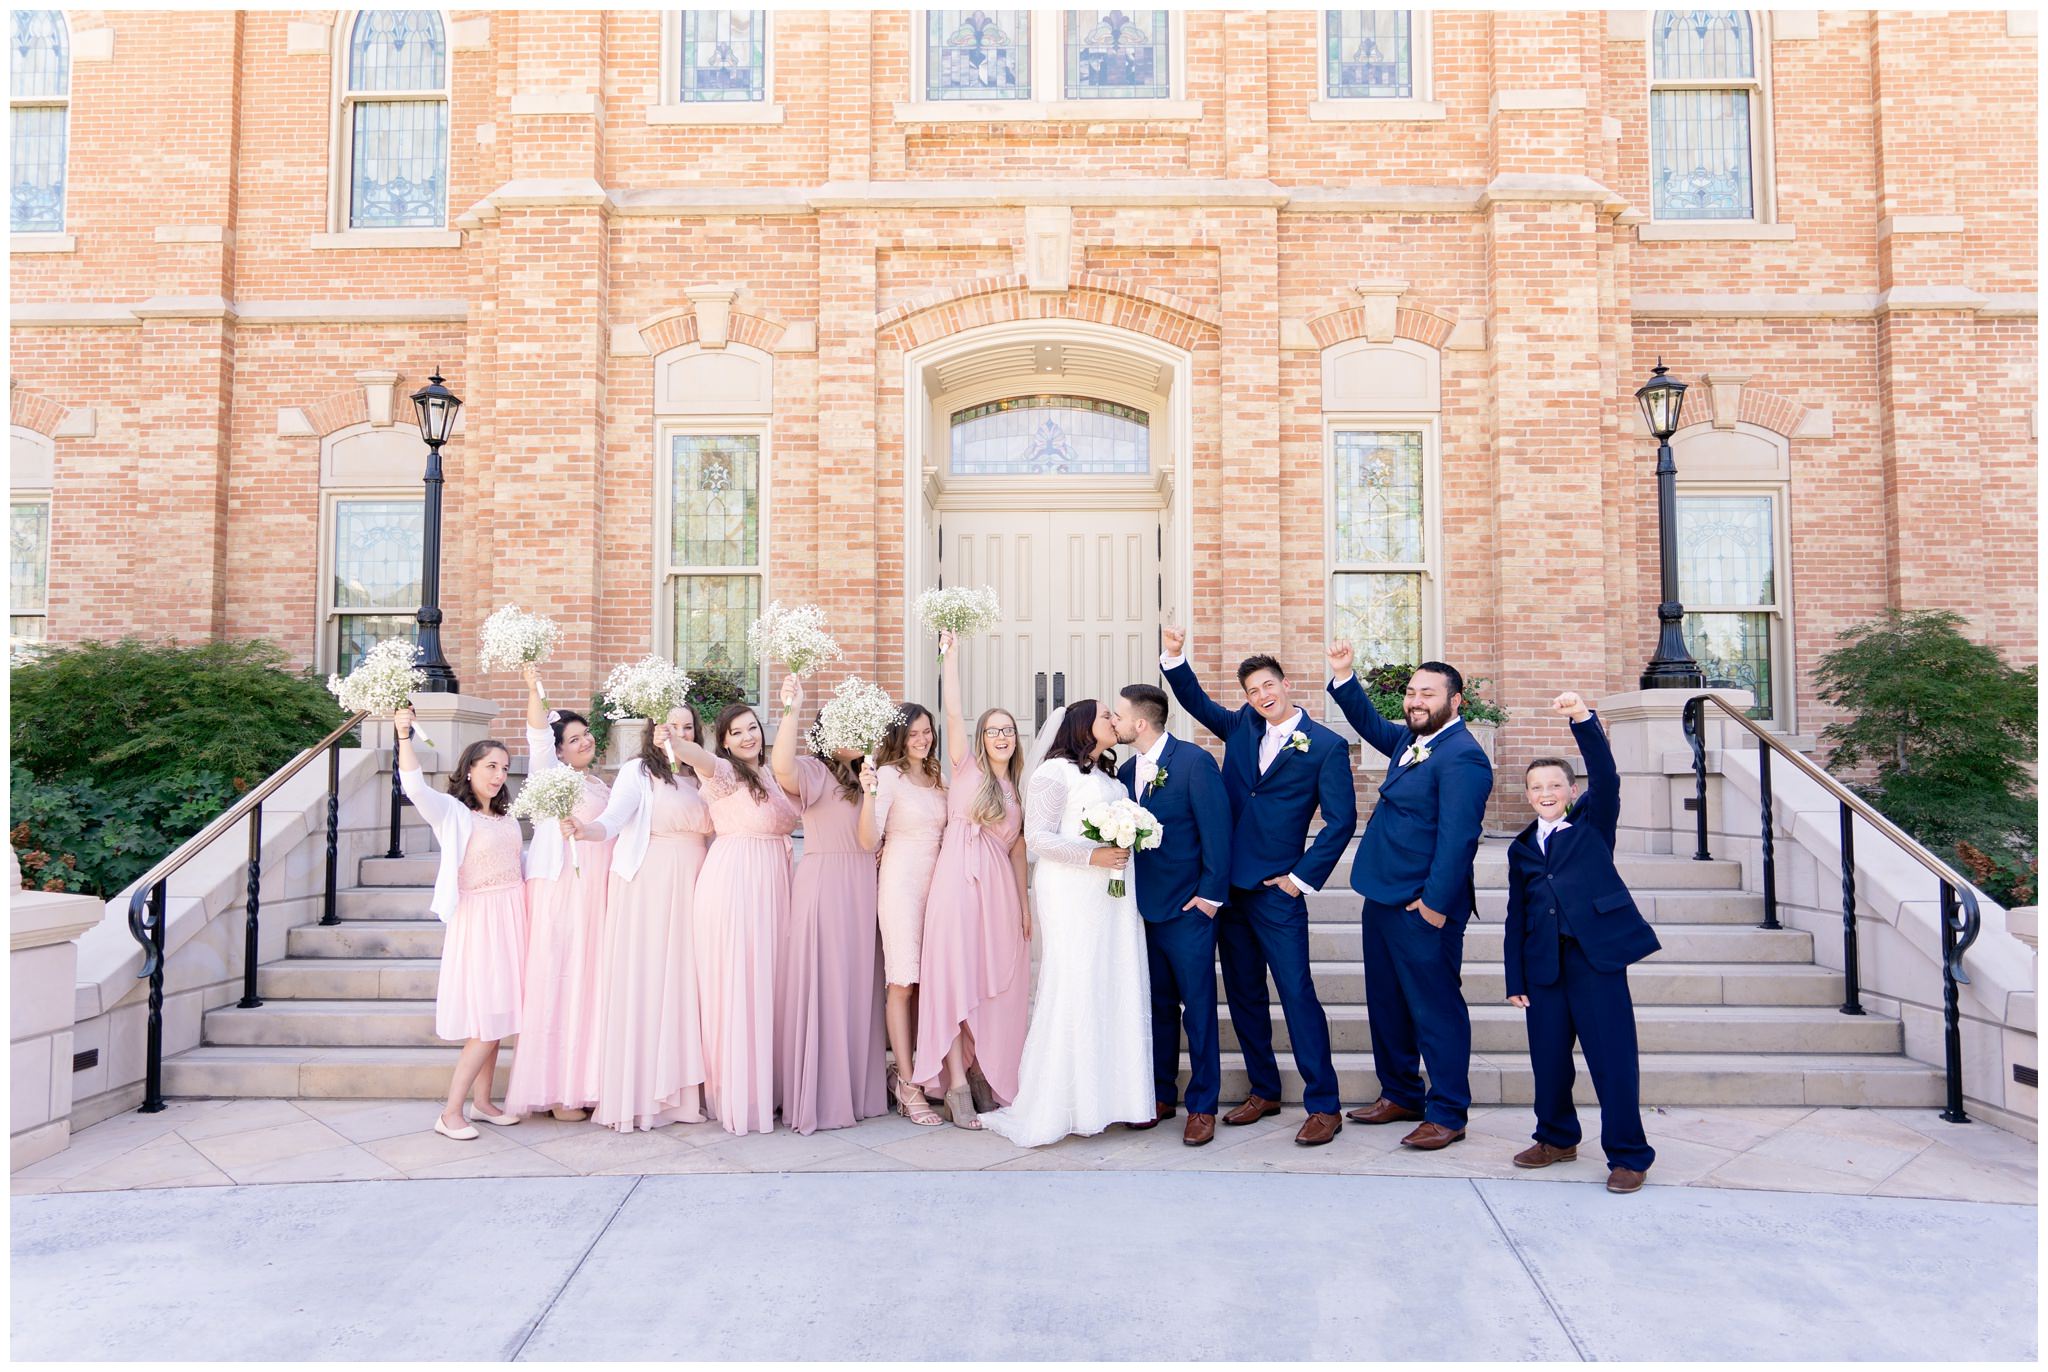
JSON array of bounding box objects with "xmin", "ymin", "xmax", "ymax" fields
[{"xmin": 948, "ymin": 396, "xmax": 1150, "ymax": 476}]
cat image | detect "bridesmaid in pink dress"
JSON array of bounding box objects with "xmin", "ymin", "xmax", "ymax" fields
[
  {"xmin": 575, "ymin": 704, "xmax": 712, "ymax": 1132},
  {"xmin": 859, "ymin": 702, "xmax": 949, "ymax": 1126},
  {"xmin": 768, "ymin": 673, "xmax": 888, "ymax": 1134},
  {"xmin": 505, "ymin": 664, "xmax": 614, "ymax": 1122},
  {"xmin": 675, "ymin": 702, "xmax": 800, "ymax": 1136},
  {"xmin": 394, "ymin": 710, "xmax": 528, "ymax": 1143},
  {"xmin": 910, "ymin": 632, "xmax": 1031, "ymax": 1129}
]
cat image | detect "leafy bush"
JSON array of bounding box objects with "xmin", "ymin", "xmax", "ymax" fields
[
  {"xmin": 1360, "ymin": 662, "xmax": 1509, "ymax": 727},
  {"xmin": 10, "ymin": 638, "xmax": 344, "ymax": 897},
  {"xmin": 1816, "ymin": 610, "xmax": 2038, "ymax": 908},
  {"xmin": 688, "ymin": 664, "xmax": 753, "ymax": 721}
]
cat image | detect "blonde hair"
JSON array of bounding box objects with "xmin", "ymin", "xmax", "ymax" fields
[{"xmin": 968, "ymin": 708, "xmax": 1024, "ymax": 829}]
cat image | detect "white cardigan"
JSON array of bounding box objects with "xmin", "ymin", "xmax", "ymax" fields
[
  {"xmin": 519, "ymin": 724, "xmax": 601, "ymax": 884},
  {"xmin": 398, "ymin": 767, "xmax": 475, "ymax": 923},
  {"xmin": 593, "ymin": 758, "xmax": 709, "ymax": 881}
]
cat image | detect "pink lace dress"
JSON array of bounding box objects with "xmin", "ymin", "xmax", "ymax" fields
[
  {"xmin": 437, "ymin": 811, "xmax": 529, "ymax": 1043},
  {"xmin": 874, "ymin": 765, "xmax": 947, "ymax": 986},
  {"xmin": 506, "ymin": 771, "xmax": 615, "ymax": 1115}
]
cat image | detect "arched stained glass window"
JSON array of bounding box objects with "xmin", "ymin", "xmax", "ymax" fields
[
  {"xmin": 1653, "ymin": 9, "xmax": 1754, "ymax": 80},
  {"xmin": 1649, "ymin": 11, "xmax": 1762, "ymax": 221},
  {"xmin": 10, "ymin": 11, "xmax": 69, "ymax": 232},
  {"xmin": 343, "ymin": 11, "xmax": 449, "ymax": 229},
  {"xmin": 949, "ymin": 396, "xmax": 1150, "ymax": 476}
]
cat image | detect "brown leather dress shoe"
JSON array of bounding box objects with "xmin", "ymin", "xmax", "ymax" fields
[
  {"xmin": 1183, "ymin": 1113, "xmax": 1217, "ymax": 1146},
  {"xmin": 1399, "ymin": 1121, "xmax": 1466, "ymax": 1150},
  {"xmin": 1606, "ymin": 1166, "xmax": 1647, "ymax": 1194},
  {"xmin": 1295, "ymin": 1112, "xmax": 1343, "ymax": 1146},
  {"xmin": 1126, "ymin": 1102, "xmax": 1176, "ymax": 1131},
  {"xmin": 1513, "ymin": 1141, "xmax": 1578, "ymax": 1169},
  {"xmin": 1222, "ymin": 1096, "xmax": 1282, "ymax": 1126},
  {"xmin": 1347, "ymin": 1098, "xmax": 1425, "ymax": 1126}
]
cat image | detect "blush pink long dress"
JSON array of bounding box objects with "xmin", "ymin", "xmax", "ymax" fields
[
  {"xmin": 778, "ymin": 756, "xmax": 888, "ymax": 1134},
  {"xmin": 694, "ymin": 758, "xmax": 799, "ymax": 1136},
  {"xmin": 909, "ymin": 773, "xmax": 1029, "ymax": 1101},
  {"xmin": 437, "ymin": 811, "xmax": 529, "ymax": 1043},
  {"xmin": 505, "ymin": 771, "xmax": 615, "ymax": 1115}
]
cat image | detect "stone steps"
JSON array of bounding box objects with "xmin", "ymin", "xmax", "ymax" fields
[{"xmin": 157, "ymin": 1042, "xmax": 1943, "ymax": 1109}]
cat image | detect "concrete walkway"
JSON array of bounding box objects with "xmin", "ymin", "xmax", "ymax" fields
[{"xmin": 12, "ymin": 1171, "xmax": 2036, "ymax": 1361}]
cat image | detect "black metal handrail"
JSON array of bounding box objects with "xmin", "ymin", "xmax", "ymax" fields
[
  {"xmin": 124, "ymin": 710, "xmax": 369, "ymax": 1112},
  {"xmin": 1681, "ymin": 694, "xmax": 1984, "ymax": 1123}
]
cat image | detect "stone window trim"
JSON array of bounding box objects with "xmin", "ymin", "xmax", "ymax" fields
[
  {"xmin": 317, "ymin": 487, "xmax": 426, "ymax": 677},
  {"xmin": 10, "ymin": 10, "xmax": 71, "ymax": 236},
  {"xmin": 1645, "ymin": 9, "xmax": 1779, "ymax": 228},
  {"xmin": 1311, "ymin": 10, "xmax": 1446, "ymax": 121},
  {"xmin": 326, "ymin": 10, "xmax": 453, "ymax": 240},
  {"xmin": 650, "ymin": 10, "xmax": 785, "ymax": 126},
  {"xmin": 657, "ymin": 419, "xmax": 771, "ymax": 706},
  {"xmin": 899, "ymin": 9, "xmax": 1198, "ymax": 124}
]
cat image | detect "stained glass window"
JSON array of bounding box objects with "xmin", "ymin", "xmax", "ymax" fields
[
  {"xmin": 927, "ymin": 9, "xmax": 1030, "ymax": 100},
  {"xmin": 1325, "ymin": 12, "xmax": 1412, "ymax": 99},
  {"xmin": 1330, "ymin": 429, "xmax": 1427, "ymax": 666},
  {"xmin": 330, "ymin": 498, "xmax": 423, "ymax": 674},
  {"xmin": 674, "ymin": 575, "xmax": 760, "ymax": 692},
  {"xmin": 10, "ymin": 11, "xmax": 68, "ymax": 233},
  {"xmin": 1065, "ymin": 9, "xmax": 1170, "ymax": 99},
  {"xmin": 1678, "ymin": 492, "xmax": 1778, "ymax": 718},
  {"xmin": 1333, "ymin": 573, "xmax": 1421, "ymax": 668},
  {"xmin": 680, "ymin": 11, "xmax": 767, "ymax": 102},
  {"xmin": 949, "ymin": 397, "xmax": 1149, "ymax": 476},
  {"xmin": 345, "ymin": 11, "xmax": 448, "ymax": 230},
  {"xmin": 10, "ymin": 498, "xmax": 49, "ymax": 644},
  {"xmin": 1650, "ymin": 11, "xmax": 1758, "ymax": 221},
  {"xmin": 670, "ymin": 433, "xmax": 763, "ymax": 702}
]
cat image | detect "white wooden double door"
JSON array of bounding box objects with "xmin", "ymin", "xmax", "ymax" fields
[{"xmin": 938, "ymin": 509, "xmax": 1162, "ymax": 734}]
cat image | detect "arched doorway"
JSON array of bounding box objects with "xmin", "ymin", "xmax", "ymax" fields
[{"xmin": 902, "ymin": 320, "xmax": 1193, "ymax": 733}]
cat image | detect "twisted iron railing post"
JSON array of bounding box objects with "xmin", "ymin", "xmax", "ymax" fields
[
  {"xmin": 1683, "ymin": 697, "xmax": 1712, "ymax": 861},
  {"xmin": 127, "ymin": 881, "xmax": 169, "ymax": 1113},
  {"xmin": 386, "ymin": 734, "xmax": 405, "ymax": 860},
  {"xmin": 322, "ymin": 741, "xmax": 342, "ymax": 925},
  {"xmin": 238, "ymin": 803, "xmax": 264, "ymax": 1009},
  {"xmin": 1838, "ymin": 805, "xmax": 1865, "ymax": 1015},
  {"xmin": 1756, "ymin": 736, "xmax": 1780, "ymax": 930},
  {"xmin": 1938, "ymin": 882, "xmax": 1981, "ymax": 1124}
]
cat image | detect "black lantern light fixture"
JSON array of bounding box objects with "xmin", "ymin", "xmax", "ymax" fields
[
  {"xmin": 408, "ymin": 370, "xmax": 463, "ymax": 694},
  {"xmin": 1636, "ymin": 359, "xmax": 1703, "ymax": 690}
]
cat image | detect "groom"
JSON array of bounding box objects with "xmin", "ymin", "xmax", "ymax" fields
[
  {"xmin": 1111, "ymin": 684, "xmax": 1232, "ymax": 1146},
  {"xmin": 1161, "ymin": 625, "xmax": 1357, "ymax": 1146}
]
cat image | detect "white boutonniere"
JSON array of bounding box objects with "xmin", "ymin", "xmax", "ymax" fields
[
  {"xmin": 1288, "ymin": 730, "xmax": 1310, "ymax": 754},
  {"xmin": 1401, "ymin": 741, "xmax": 1433, "ymax": 767},
  {"xmin": 1147, "ymin": 766, "xmax": 1169, "ymax": 794}
]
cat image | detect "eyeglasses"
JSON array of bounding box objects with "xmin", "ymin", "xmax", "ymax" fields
[{"xmin": 984, "ymin": 727, "xmax": 1019, "ymax": 739}]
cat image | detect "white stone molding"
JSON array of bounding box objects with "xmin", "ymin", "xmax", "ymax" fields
[
  {"xmin": 1322, "ymin": 337, "xmax": 1442, "ymax": 413},
  {"xmin": 9, "ymin": 234, "xmax": 76, "ymax": 254},
  {"xmin": 1283, "ymin": 185, "xmax": 1480, "ymax": 214},
  {"xmin": 1774, "ymin": 12, "xmax": 1819, "ymax": 41},
  {"xmin": 1878, "ymin": 285, "xmax": 1991, "ymax": 313},
  {"xmin": 488, "ymin": 178, "xmax": 610, "ymax": 209},
  {"xmin": 235, "ymin": 300, "xmax": 469, "ymax": 325},
  {"xmin": 307, "ymin": 229, "xmax": 464, "ymax": 250},
  {"xmin": 11, "ymin": 426, "xmax": 54, "ymax": 485},
  {"xmin": 448, "ymin": 15, "xmax": 490, "ymax": 50},
  {"xmin": 322, "ymin": 422, "xmax": 430, "ymax": 485},
  {"xmin": 1023, "ymin": 205, "xmax": 1073, "ymax": 294},
  {"xmin": 1279, "ymin": 319, "xmax": 1317, "ymax": 352},
  {"xmin": 1478, "ymin": 174, "xmax": 1620, "ymax": 207},
  {"xmin": 1980, "ymin": 294, "xmax": 2040, "ymax": 318},
  {"xmin": 685, "ymin": 285, "xmax": 742, "ymax": 350},
  {"xmin": 277, "ymin": 407, "xmax": 316, "ymax": 437},
  {"xmin": 1792, "ymin": 408, "xmax": 1834, "ymax": 439},
  {"xmin": 354, "ymin": 371, "xmax": 403, "ymax": 427},
  {"xmin": 1637, "ymin": 221, "xmax": 1797, "ymax": 241},
  {"xmin": 645, "ymin": 102, "xmax": 786, "ymax": 125},
  {"xmin": 1603, "ymin": 116, "xmax": 1624, "ymax": 141},
  {"xmin": 1490, "ymin": 88, "xmax": 1589, "ymax": 116},
  {"xmin": 609, "ymin": 186, "xmax": 810, "ymax": 216},
  {"xmin": 1307, "ymin": 99, "xmax": 1446, "ymax": 122},
  {"xmin": 654, "ymin": 340, "xmax": 773, "ymax": 415},
  {"xmin": 286, "ymin": 20, "xmax": 332, "ymax": 54},
  {"xmin": 1607, "ymin": 11, "xmax": 1649, "ymax": 42},
  {"xmin": 509, "ymin": 92, "xmax": 600, "ymax": 117},
  {"xmin": 475, "ymin": 122, "xmax": 496, "ymax": 146},
  {"xmin": 1350, "ymin": 280, "xmax": 1409, "ymax": 344},
  {"xmin": 1702, "ymin": 373, "xmax": 1749, "ymax": 431},
  {"xmin": 1444, "ymin": 316, "xmax": 1487, "ymax": 351},
  {"xmin": 1670, "ymin": 421, "xmax": 1789, "ymax": 481},
  {"xmin": 810, "ymin": 178, "xmax": 1288, "ymax": 210},
  {"xmin": 132, "ymin": 295, "xmax": 235, "ymax": 320},
  {"xmin": 2011, "ymin": 10, "xmax": 2038, "ymax": 38},
  {"xmin": 53, "ymin": 407, "xmax": 95, "ymax": 439},
  {"xmin": 1877, "ymin": 215, "xmax": 1967, "ymax": 239},
  {"xmin": 610, "ymin": 324, "xmax": 651, "ymax": 357},
  {"xmin": 773, "ymin": 321, "xmax": 817, "ymax": 354},
  {"xmin": 7, "ymin": 302, "xmax": 136, "ymax": 327},
  {"xmin": 153, "ymin": 225, "xmax": 233, "ymax": 246},
  {"xmin": 892, "ymin": 98, "xmax": 1203, "ymax": 124},
  {"xmin": 70, "ymin": 27, "xmax": 114, "ymax": 62}
]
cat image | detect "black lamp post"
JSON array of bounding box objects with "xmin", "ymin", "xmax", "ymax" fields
[
  {"xmin": 1637, "ymin": 359, "xmax": 1704, "ymax": 690},
  {"xmin": 409, "ymin": 371, "xmax": 462, "ymax": 694}
]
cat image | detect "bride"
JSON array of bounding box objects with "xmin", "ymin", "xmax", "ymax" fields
[{"xmin": 978, "ymin": 699, "xmax": 1154, "ymax": 1147}]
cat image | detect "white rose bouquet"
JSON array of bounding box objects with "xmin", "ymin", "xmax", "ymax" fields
[
  {"xmin": 914, "ymin": 585, "xmax": 1000, "ymax": 658},
  {"xmin": 1078, "ymin": 797, "xmax": 1163, "ymax": 900},
  {"xmin": 746, "ymin": 600, "xmax": 843, "ymax": 678},
  {"xmin": 509, "ymin": 764, "xmax": 590, "ymax": 875},
  {"xmin": 328, "ymin": 638, "xmax": 434, "ymax": 748},
  {"xmin": 808, "ymin": 676, "xmax": 904, "ymax": 758},
  {"xmin": 478, "ymin": 605, "xmax": 562, "ymax": 700}
]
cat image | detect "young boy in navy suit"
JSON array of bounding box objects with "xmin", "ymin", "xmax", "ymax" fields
[{"xmin": 1503, "ymin": 692, "xmax": 1662, "ymax": 1193}]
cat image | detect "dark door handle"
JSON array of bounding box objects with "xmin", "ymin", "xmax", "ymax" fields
[
  {"xmin": 1034, "ymin": 672, "xmax": 1048, "ymax": 733},
  {"xmin": 1053, "ymin": 671, "xmax": 1066, "ymax": 711}
]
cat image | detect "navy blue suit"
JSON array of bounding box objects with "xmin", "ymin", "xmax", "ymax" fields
[
  {"xmin": 1504, "ymin": 712, "xmax": 1659, "ymax": 1171},
  {"xmin": 1327, "ymin": 672, "xmax": 1493, "ymax": 1129},
  {"xmin": 1162, "ymin": 659, "xmax": 1358, "ymax": 1115},
  {"xmin": 1118, "ymin": 733, "xmax": 1232, "ymax": 1114}
]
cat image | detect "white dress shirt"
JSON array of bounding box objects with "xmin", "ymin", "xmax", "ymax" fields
[
  {"xmin": 1162, "ymin": 649, "xmax": 1319, "ymax": 894},
  {"xmin": 1537, "ymin": 816, "xmax": 1571, "ymax": 853},
  {"xmin": 1134, "ymin": 730, "xmax": 1170, "ymax": 793}
]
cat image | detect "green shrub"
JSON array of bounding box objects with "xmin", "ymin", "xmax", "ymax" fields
[
  {"xmin": 688, "ymin": 664, "xmax": 753, "ymax": 721},
  {"xmin": 1816, "ymin": 609, "xmax": 2038, "ymax": 908},
  {"xmin": 9, "ymin": 638, "xmax": 343, "ymax": 897},
  {"xmin": 1360, "ymin": 662, "xmax": 1508, "ymax": 727}
]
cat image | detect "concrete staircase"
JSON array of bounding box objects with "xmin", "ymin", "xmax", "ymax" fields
[{"xmin": 160, "ymin": 836, "xmax": 1946, "ymax": 1108}]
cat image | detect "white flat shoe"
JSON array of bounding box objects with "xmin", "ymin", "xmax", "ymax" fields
[
  {"xmin": 466, "ymin": 1106, "xmax": 521, "ymax": 1126},
  {"xmin": 433, "ymin": 1116, "xmax": 480, "ymax": 1142}
]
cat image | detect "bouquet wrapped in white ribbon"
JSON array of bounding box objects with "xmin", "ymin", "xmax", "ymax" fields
[
  {"xmin": 1078, "ymin": 797, "xmax": 1163, "ymax": 900},
  {"xmin": 478, "ymin": 605, "xmax": 562, "ymax": 698},
  {"xmin": 601, "ymin": 655, "xmax": 695, "ymax": 723},
  {"xmin": 327, "ymin": 638, "xmax": 434, "ymax": 748},
  {"xmin": 510, "ymin": 763, "xmax": 589, "ymax": 875},
  {"xmin": 746, "ymin": 600, "xmax": 843, "ymax": 678},
  {"xmin": 914, "ymin": 585, "xmax": 1001, "ymax": 657},
  {"xmin": 808, "ymin": 676, "xmax": 904, "ymax": 758}
]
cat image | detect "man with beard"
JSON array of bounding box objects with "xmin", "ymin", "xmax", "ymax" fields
[{"xmin": 1325, "ymin": 642, "xmax": 1494, "ymax": 1150}]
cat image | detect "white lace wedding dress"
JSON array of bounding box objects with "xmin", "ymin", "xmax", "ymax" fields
[{"xmin": 978, "ymin": 757, "xmax": 1154, "ymax": 1147}]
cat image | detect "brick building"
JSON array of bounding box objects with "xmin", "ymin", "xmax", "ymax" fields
[{"xmin": 8, "ymin": 9, "xmax": 2038, "ymax": 802}]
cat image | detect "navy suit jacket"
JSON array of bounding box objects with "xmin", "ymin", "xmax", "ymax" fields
[
  {"xmin": 1502, "ymin": 712, "xmax": 1662, "ymax": 996},
  {"xmin": 1162, "ymin": 660, "xmax": 1359, "ymax": 892},
  {"xmin": 1117, "ymin": 734, "xmax": 1231, "ymax": 924},
  {"xmin": 1327, "ymin": 673, "xmax": 1493, "ymax": 921}
]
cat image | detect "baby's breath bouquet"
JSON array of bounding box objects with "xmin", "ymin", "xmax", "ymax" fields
[
  {"xmin": 602, "ymin": 655, "xmax": 695, "ymax": 767},
  {"xmin": 478, "ymin": 605, "xmax": 561, "ymax": 700},
  {"xmin": 914, "ymin": 585, "xmax": 1001, "ymax": 658},
  {"xmin": 808, "ymin": 677, "xmax": 904, "ymax": 759},
  {"xmin": 328, "ymin": 638, "xmax": 434, "ymax": 748},
  {"xmin": 510, "ymin": 764, "xmax": 590, "ymax": 875},
  {"xmin": 747, "ymin": 601, "xmax": 843, "ymax": 678}
]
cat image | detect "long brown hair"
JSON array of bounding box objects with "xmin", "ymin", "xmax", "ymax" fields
[
  {"xmin": 810, "ymin": 720, "xmax": 865, "ymax": 805},
  {"xmin": 713, "ymin": 703, "xmax": 772, "ymax": 803},
  {"xmin": 1045, "ymin": 699, "xmax": 1112, "ymax": 775},
  {"xmin": 968, "ymin": 708, "xmax": 1024, "ymax": 828},
  {"xmin": 640, "ymin": 703, "xmax": 706, "ymax": 788},
  {"xmin": 873, "ymin": 702, "xmax": 942, "ymax": 785},
  {"xmin": 447, "ymin": 740, "xmax": 512, "ymax": 815}
]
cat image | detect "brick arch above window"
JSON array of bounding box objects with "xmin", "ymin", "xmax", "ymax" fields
[
  {"xmin": 9, "ymin": 386, "xmax": 66, "ymax": 438},
  {"xmin": 635, "ymin": 306, "xmax": 788, "ymax": 357},
  {"xmin": 1304, "ymin": 300, "xmax": 1457, "ymax": 351},
  {"xmin": 876, "ymin": 275, "xmax": 1222, "ymax": 351}
]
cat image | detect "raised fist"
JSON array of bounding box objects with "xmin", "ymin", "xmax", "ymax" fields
[
  {"xmin": 1327, "ymin": 640, "xmax": 1355, "ymax": 678},
  {"xmin": 1161, "ymin": 624, "xmax": 1186, "ymax": 657},
  {"xmin": 1552, "ymin": 691, "xmax": 1591, "ymax": 723}
]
